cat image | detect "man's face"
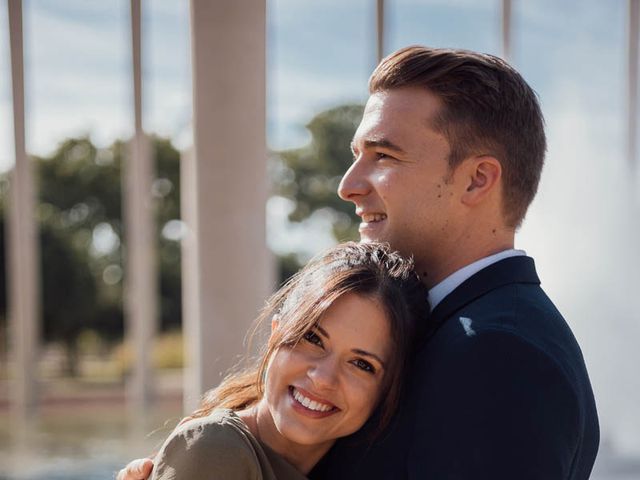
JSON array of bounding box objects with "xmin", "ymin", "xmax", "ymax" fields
[{"xmin": 339, "ymin": 87, "xmax": 462, "ymax": 273}]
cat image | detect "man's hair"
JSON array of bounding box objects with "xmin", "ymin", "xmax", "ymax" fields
[{"xmin": 369, "ymin": 46, "xmax": 546, "ymax": 228}]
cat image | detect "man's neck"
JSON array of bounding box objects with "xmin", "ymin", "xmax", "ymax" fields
[
  {"xmin": 418, "ymin": 238, "xmax": 515, "ymax": 289},
  {"xmin": 427, "ymin": 248, "xmax": 526, "ymax": 310}
]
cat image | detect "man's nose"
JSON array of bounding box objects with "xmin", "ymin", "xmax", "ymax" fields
[
  {"xmin": 308, "ymin": 356, "xmax": 340, "ymax": 391},
  {"xmin": 338, "ymin": 158, "xmax": 370, "ymax": 202}
]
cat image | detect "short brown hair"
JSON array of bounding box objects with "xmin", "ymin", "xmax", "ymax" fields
[{"xmin": 369, "ymin": 46, "xmax": 546, "ymax": 228}]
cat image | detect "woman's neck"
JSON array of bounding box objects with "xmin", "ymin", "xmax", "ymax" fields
[{"xmin": 237, "ymin": 403, "xmax": 334, "ymax": 474}]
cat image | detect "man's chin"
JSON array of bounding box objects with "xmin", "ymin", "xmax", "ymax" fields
[
  {"xmin": 358, "ymin": 220, "xmax": 392, "ymax": 245},
  {"xmin": 358, "ymin": 232, "xmax": 388, "ymax": 245}
]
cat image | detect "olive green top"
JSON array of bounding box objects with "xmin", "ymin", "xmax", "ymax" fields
[{"xmin": 150, "ymin": 409, "xmax": 308, "ymax": 480}]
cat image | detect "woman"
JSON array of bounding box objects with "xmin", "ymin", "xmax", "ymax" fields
[{"xmin": 147, "ymin": 242, "xmax": 428, "ymax": 479}]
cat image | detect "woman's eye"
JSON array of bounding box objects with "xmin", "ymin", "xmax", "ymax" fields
[
  {"xmin": 303, "ymin": 330, "xmax": 323, "ymax": 347},
  {"xmin": 353, "ymin": 358, "xmax": 376, "ymax": 374}
]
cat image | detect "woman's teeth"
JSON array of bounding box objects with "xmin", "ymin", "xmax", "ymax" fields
[{"xmin": 292, "ymin": 388, "xmax": 334, "ymax": 412}]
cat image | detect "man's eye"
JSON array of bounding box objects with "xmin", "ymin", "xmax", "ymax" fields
[
  {"xmin": 376, "ymin": 152, "xmax": 391, "ymax": 160},
  {"xmin": 303, "ymin": 330, "xmax": 323, "ymax": 347},
  {"xmin": 353, "ymin": 358, "xmax": 375, "ymax": 374}
]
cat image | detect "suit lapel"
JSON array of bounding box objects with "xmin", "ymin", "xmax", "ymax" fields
[{"xmin": 420, "ymin": 256, "xmax": 541, "ymax": 343}]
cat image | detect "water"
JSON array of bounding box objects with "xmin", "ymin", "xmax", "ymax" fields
[{"xmin": 0, "ymin": 400, "xmax": 182, "ymax": 480}]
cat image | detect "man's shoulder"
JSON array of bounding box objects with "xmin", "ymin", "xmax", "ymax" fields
[
  {"xmin": 421, "ymin": 279, "xmax": 591, "ymax": 389},
  {"xmin": 426, "ymin": 255, "xmax": 559, "ymax": 340},
  {"xmin": 433, "ymin": 279, "xmax": 572, "ymax": 352}
]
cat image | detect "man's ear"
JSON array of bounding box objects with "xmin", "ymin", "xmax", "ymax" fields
[{"xmin": 461, "ymin": 155, "xmax": 502, "ymax": 206}]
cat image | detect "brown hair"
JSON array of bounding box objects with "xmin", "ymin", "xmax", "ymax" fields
[
  {"xmin": 369, "ymin": 45, "xmax": 546, "ymax": 228},
  {"xmin": 191, "ymin": 242, "xmax": 427, "ymax": 435}
]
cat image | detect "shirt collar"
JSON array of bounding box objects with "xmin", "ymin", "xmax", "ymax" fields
[{"xmin": 427, "ymin": 249, "xmax": 526, "ymax": 310}]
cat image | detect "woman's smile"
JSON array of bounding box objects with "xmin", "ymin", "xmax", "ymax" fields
[
  {"xmin": 289, "ymin": 386, "xmax": 339, "ymax": 417},
  {"xmin": 256, "ymin": 292, "xmax": 392, "ymax": 454}
]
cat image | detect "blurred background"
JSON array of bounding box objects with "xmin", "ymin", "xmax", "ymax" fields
[{"xmin": 0, "ymin": 0, "xmax": 639, "ymax": 478}]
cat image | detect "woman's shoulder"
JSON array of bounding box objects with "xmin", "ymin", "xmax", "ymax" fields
[
  {"xmin": 176, "ymin": 408, "xmax": 251, "ymax": 436},
  {"xmin": 151, "ymin": 409, "xmax": 261, "ymax": 479},
  {"xmin": 169, "ymin": 408, "xmax": 256, "ymax": 453}
]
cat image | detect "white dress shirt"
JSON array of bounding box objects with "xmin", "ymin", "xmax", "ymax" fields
[{"xmin": 427, "ymin": 249, "xmax": 526, "ymax": 310}]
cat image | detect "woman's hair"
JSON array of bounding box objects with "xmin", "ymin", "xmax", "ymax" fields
[{"xmin": 191, "ymin": 241, "xmax": 428, "ymax": 435}]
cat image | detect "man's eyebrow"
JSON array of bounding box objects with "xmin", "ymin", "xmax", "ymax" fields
[
  {"xmin": 314, "ymin": 324, "xmax": 386, "ymax": 368},
  {"xmin": 350, "ymin": 138, "xmax": 407, "ymax": 156}
]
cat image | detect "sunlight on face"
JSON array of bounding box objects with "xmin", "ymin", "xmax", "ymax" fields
[
  {"xmin": 263, "ymin": 293, "xmax": 392, "ymax": 448},
  {"xmin": 339, "ymin": 88, "xmax": 456, "ymax": 266}
]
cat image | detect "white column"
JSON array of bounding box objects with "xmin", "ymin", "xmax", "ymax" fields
[
  {"xmin": 184, "ymin": 0, "xmax": 271, "ymax": 413},
  {"xmin": 124, "ymin": 0, "xmax": 157, "ymax": 411},
  {"xmin": 628, "ymin": 0, "xmax": 639, "ymax": 174},
  {"xmin": 179, "ymin": 148, "xmax": 200, "ymax": 410},
  {"xmin": 6, "ymin": 0, "xmax": 40, "ymax": 418},
  {"xmin": 376, "ymin": 0, "xmax": 385, "ymax": 64},
  {"xmin": 501, "ymin": 0, "xmax": 512, "ymax": 61}
]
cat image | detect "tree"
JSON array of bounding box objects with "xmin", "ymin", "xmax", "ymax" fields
[
  {"xmin": 0, "ymin": 135, "xmax": 183, "ymax": 374},
  {"xmin": 272, "ymin": 104, "xmax": 364, "ymax": 277},
  {"xmin": 0, "ymin": 102, "xmax": 366, "ymax": 368}
]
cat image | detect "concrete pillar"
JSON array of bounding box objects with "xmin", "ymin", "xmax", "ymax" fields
[
  {"xmin": 184, "ymin": 0, "xmax": 271, "ymax": 413},
  {"xmin": 124, "ymin": 0, "xmax": 157, "ymax": 411},
  {"xmin": 179, "ymin": 148, "xmax": 199, "ymax": 411},
  {"xmin": 501, "ymin": 0, "xmax": 512, "ymax": 61},
  {"xmin": 628, "ymin": 0, "xmax": 639, "ymax": 173},
  {"xmin": 376, "ymin": 0, "xmax": 385, "ymax": 64},
  {"xmin": 6, "ymin": 0, "xmax": 40, "ymax": 418}
]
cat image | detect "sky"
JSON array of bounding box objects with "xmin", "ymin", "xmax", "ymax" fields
[{"xmin": 1, "ymin": 0, "xmax": 640, "ymax": 464}]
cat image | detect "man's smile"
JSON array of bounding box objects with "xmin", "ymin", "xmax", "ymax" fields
[{"xmin": 360, "ymin": 212, "xmax": 387, "ymax": 223}]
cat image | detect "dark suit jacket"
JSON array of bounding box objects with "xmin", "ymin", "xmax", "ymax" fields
[{"xmin": 311, "ymin": 256, "xmax": 599, "ymax": 479}]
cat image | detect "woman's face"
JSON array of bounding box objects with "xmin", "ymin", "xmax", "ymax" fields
[{"xmin": 261, "ymin": 292, "xmax": 392, "ymax": 449}]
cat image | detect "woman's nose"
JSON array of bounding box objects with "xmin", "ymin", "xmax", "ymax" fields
[{"xmin": 307, "ymin": 356, "xmax": 340, "ymax": 391}]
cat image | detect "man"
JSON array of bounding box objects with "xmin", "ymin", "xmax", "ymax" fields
[{"xmin": 119, "ymin": 46, "xmax": 599, "ymax": 479}]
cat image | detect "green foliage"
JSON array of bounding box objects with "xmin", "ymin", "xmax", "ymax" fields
[
  {"xmin": 274, "ymin": 104, "xmax": 363, "ymax": 241},
  {"xmin": 273, "ymin": 104, "xmax": 364, "ymax": 278},
  {"xmin": 0, "ymin": 135, "xmax": 183, "ymax": 375},
  {"xmin": 0, "ymin": 103, "xmax": 367, "ymax": 369},
  {"xmin": 111, "ymin": 330, "xmax": 184, "ymax": 375}
]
